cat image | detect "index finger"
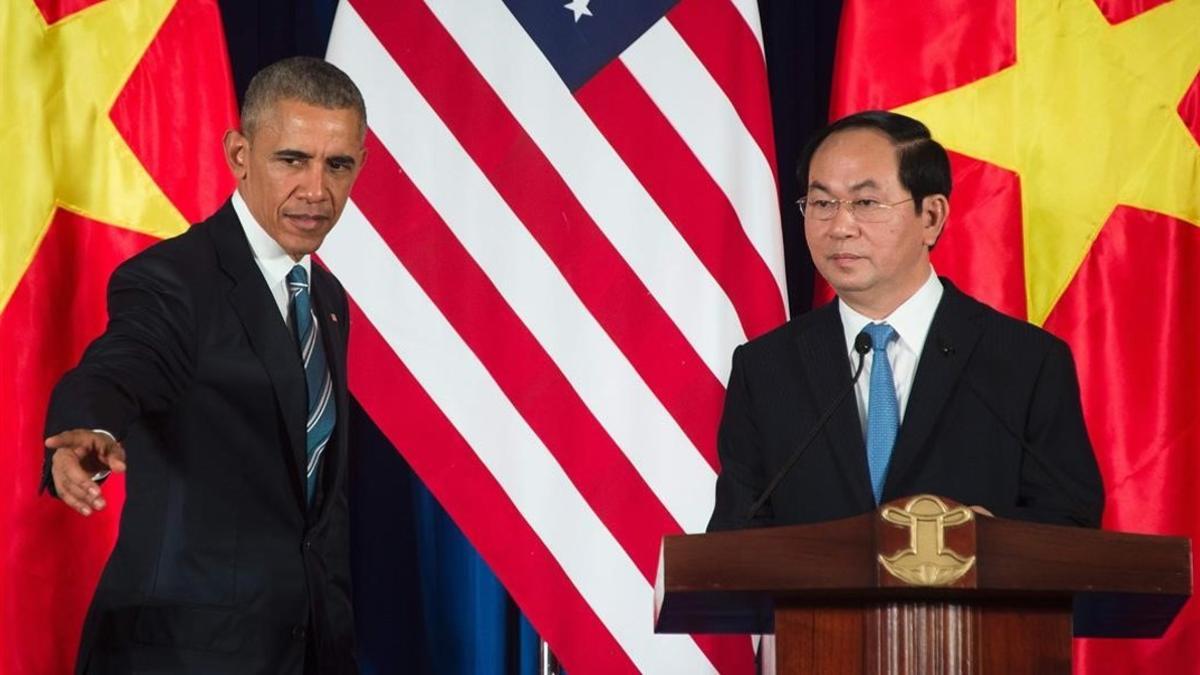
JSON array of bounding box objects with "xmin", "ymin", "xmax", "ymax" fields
[
  {"xmin": 45, "ymin": 429, "xmax": 97, "ymax": 449},
  {"xmin": 99, "ymin": 444, "xmax": 128, "ymax": 474}
]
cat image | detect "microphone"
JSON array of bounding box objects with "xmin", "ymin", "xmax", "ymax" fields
[
  {"xmin": 744, "ymin": 331, "xmax": 873, "ymax": 523},
  {"xmin": 940, "ymin": 335, "xmax": 1101, "ymax": 526}
]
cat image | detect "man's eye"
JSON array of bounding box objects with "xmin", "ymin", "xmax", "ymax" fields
[
  {"xmin": 853, "ymin": 198, "xmax": 882, "ymax": 208},
  {"xmin": 810, "ymin": 199, "xmax": 836, "ymax": 209}
]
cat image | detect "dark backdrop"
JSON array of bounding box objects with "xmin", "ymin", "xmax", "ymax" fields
[{"xmin": 214, "ymin": 1, "xmax": 842, "ymax": 671}]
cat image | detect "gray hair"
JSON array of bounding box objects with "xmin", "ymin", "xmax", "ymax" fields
[{"xmin": 241, "ymin": 56, "xmax": 367, "ymax": 138}]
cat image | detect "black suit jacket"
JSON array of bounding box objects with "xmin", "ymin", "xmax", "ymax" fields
[
  {"xmin": 43, "ymin": 202, "xmax": 355, "ymax": 674},
  {"xmin": 707, "ymin": 280, "xmax": 1104, "ymax": 532}
]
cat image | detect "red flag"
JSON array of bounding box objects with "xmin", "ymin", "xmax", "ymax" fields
[
  {"xmin": 0, "ymin": 1, "xmax": 236, "ymax": 672},
  {"xmin": 832, "ymin": 0, "xmax": 1200, "ymax": 672}
]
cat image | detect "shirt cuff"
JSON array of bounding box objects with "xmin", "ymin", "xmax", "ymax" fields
[{"xmin": 90, "ymin": 429, "xmax": 116, "ymax": 482}]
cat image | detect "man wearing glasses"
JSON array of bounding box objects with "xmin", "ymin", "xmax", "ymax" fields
[{"xmin": 707, "ymin": 111, "xmax": 1104, "ymax": 532}]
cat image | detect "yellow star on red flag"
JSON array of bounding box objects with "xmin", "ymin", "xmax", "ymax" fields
[
  {"xmin": 895, "ymin": 0, "xmax": 1200, "ymax": 325},
  {"xmin": 1, "ymin": 0, "xmax": 186, "ymax": 314}
]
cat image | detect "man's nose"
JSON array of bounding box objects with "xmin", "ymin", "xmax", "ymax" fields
[
  {"xmin": 828, "ymin": 202, "xmax": 859, "ymax": 238},
  {"xmin": 296, "ymin": 163, "xmax": 327, "ymax": 200}
]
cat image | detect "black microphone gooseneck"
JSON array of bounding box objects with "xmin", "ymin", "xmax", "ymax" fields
[
  {"xmin": 940, "ymin": 336, "xmax": 1100, "ymax": 526},
  {"xmin": 744, "ymin": 332, "xmax": 873, "ymax": 523}
]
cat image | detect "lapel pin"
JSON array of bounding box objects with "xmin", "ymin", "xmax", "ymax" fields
[
  {"xmin": 937, "ymin": 336, "xmax": 955, "ymax": 356},
  {"xmin": 330, "ymin": 313, "xmax": 339, "ymax": 323}
]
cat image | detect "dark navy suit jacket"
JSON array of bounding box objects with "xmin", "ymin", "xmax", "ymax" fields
[
  {"xmin": 44, "ymin": 202, "xmax": 355, "ymax": 674},
  {"xmin": 708, "ymin": 280, "xmax": 1104, "ymax": 532}
]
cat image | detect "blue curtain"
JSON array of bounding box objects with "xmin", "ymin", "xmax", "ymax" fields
[{"xmin": 349, "ymin": 400, "xmax": 539, "ymax": 675}]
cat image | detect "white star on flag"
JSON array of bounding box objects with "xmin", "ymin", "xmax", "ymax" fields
[{"xmin": 564, "ymin": 0, "xmax": 592, "ymax": 22}]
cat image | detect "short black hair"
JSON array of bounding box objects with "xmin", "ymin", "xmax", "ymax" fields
[
  {"xmin": 241, "ymin": 57, "xmax": 367, "ymax": 139},
  {"xmin": 797, "ymin": 110, "xmax": 951, "ymax": 213}
]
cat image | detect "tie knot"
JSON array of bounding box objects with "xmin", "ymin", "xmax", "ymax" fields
[
  {"xmin": 287, "ymin": 264, "xmax": 309, "ymax": 290},
  {"xmin": 862, "ymin": 322, "xmax": 896, "ymax": 353}
]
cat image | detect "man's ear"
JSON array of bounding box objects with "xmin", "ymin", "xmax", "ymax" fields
[
  {"xmin": 922, "ymin": 194, "xmax": 950, "ymax": 249},
  {"xmin": 222, "ymin": 129, "xmax": 249, "ymax": 180}
]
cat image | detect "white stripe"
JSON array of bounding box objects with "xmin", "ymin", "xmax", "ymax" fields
[
  {"xmin": 319, "ymin": 200, "xmax": 719, "ymax": 674},
  {"xmin": 424, "ymin": 0, "xmax": 745, "ymax": 384},
  {"xmin": 328, "ymin": 3, "xmax": 717, "ymax": 534},
  {"xmin": 307, "ymin": 435, "xmax": 330, "ymax": 476},
  {"xmin": 307, "ymin": 374, "xmax": 332, "ymax": 432},
  {"xmin": 301, "ymin": 313, "xmax": 319, "ymax": 366},
  {"xmin": 621, "ymin": 19, "xmax": 787, "ymax": 305}
]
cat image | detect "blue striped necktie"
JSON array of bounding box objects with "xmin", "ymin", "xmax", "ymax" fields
[
  {"xmin": 863, "ymin": 322, "xmax": 899, "ymax": 504},
  {"xmin": 287, "ymin": 265, "xmax": 335, "ymax": 506}
]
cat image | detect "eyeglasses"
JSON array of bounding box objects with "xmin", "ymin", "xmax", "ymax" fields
[{"xmin": 797, "ymin": 197, "xmax": 914, "ymax": 223}]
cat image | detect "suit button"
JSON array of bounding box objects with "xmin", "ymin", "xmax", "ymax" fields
[
  {"xmin": 303, "ymin": 539, "xmax": 312, "ymax": 552},
  {"xmin": 292, "ymin": 625, "xmax": 307, "ymax": 641}
]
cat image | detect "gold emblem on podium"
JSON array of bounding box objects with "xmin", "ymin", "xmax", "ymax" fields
[{"xmin": 878, "ymin": 495, "xmax": 976, "ymax": 586}]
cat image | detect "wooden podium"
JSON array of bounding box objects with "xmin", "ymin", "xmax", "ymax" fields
[{"xmin": 655, "ymin": 495, "xmax": 1190, "ymax": 674}]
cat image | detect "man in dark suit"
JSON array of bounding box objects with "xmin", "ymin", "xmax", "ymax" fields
[
  {"xmin": 708, "ymin": 111, "xmax": 1104, "ymax": 532},
  {"xmin": 42, "ymin": 57, "xmax": 366, "ymax": 674}
]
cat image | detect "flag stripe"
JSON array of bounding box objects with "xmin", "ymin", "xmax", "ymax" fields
[
  {"xmin": 726, "ymin": 0, "xmax": 765, "ymax": 50},
  {"xmin": 576, "ymin": 61, "xmax": 785, "ymax": 339},
  {"xmin": 620, "ymin": 18, "xmax": 785, "ymax": 304},
  {"xmin": 321, "ymin": 202, "xmax": 719, "ymax": 674},
  {"xmin": 344, "ymin": 0, "xmax": 726, "ymax": 473},
  {"xmin": 667, "ymin": 0, "xmax": 777, "ymax": 176},
  {"xmin": 328, "ymin": 7, "xmax": 718, "ymax": 532},
  {"xmin": 422, "ymin": 0, "xmax": 747, "ymax": 382},
  {"xmin": 344, "ymin": 300, "xmax": 641, "ymax": 675},
  {"xmin": 350, "ymin": 131, "xmax": 686, "ymax": 580}
]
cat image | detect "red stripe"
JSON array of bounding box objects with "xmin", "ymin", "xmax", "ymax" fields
[
  {"xmin": 348, "ymin": 303, "xmax": 639, "ymax": 674},
  {"xmin": 668, "ymin": 0, "xmax": 778, "ymax": 175},
  {"xmin": 350, "ymin": 0, "xmax": 725, "ymax": 469},
  {"xmin": 350, "ymin": 132, "xmax": 682, "ymax": 582},
  {"xmin": 577, "ymin": 60, "xmax": 786, "ymax": 340}
]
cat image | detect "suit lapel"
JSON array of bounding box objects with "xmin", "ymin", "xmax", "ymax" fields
[
  {"xmin": 209, "ymin": 203, "xmax": 310, "ymax": 508},
  {"xmin": 883, "ymin": 281, "xmax": 983, "ymax": 496},
  {"xmin": 795, "ymin": 302, "xmax": 875, "ymax": 510}
]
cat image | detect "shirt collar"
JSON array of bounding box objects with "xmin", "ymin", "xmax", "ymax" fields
[
  {"xmin": 231, "ymin": 190, "xmax": 311, "ymax": 284},
  {"xmin": 839, "ymin": 269, "xmax": 943, "ymax": 357}
]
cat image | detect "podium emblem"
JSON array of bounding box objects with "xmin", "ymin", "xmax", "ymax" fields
[{"xmin": 878, "ymin": 495, "xmax": 976, "ymax": 586}]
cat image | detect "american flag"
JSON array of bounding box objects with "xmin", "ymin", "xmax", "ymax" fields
[{"xmin": 321, "ymin": 1, "xmax": 785, "ymax": 671}]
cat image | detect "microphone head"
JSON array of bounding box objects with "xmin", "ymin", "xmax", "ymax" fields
[{"xmin": 854, "ymin": 331, "xmax": 872, "ymax": 355}]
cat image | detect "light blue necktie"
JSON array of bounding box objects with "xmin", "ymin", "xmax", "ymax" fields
[
  {"xmin": 863, "ymin": 322, "xmax": 899, "ymax": 504},
  {"xmin": 287, "ymin": 265, "xmax": 335, "ymax": 506}
]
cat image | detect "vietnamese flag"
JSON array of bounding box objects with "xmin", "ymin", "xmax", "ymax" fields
[
  {"xmin": 831, "ymin": 0, "xmax": 1200, "ymax": 672},
  {"xmin": 0, "ymin": 0, "xmax": 237, "ymax": 672}
]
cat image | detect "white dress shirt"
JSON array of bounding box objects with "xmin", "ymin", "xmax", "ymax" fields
[
  {"xmin": 231, "ymin": 190, "xmax": 311, "ymax": 323},
  {"xmin": 839, "ymin": 270, "xmax": 943, "ymax": 438}
]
